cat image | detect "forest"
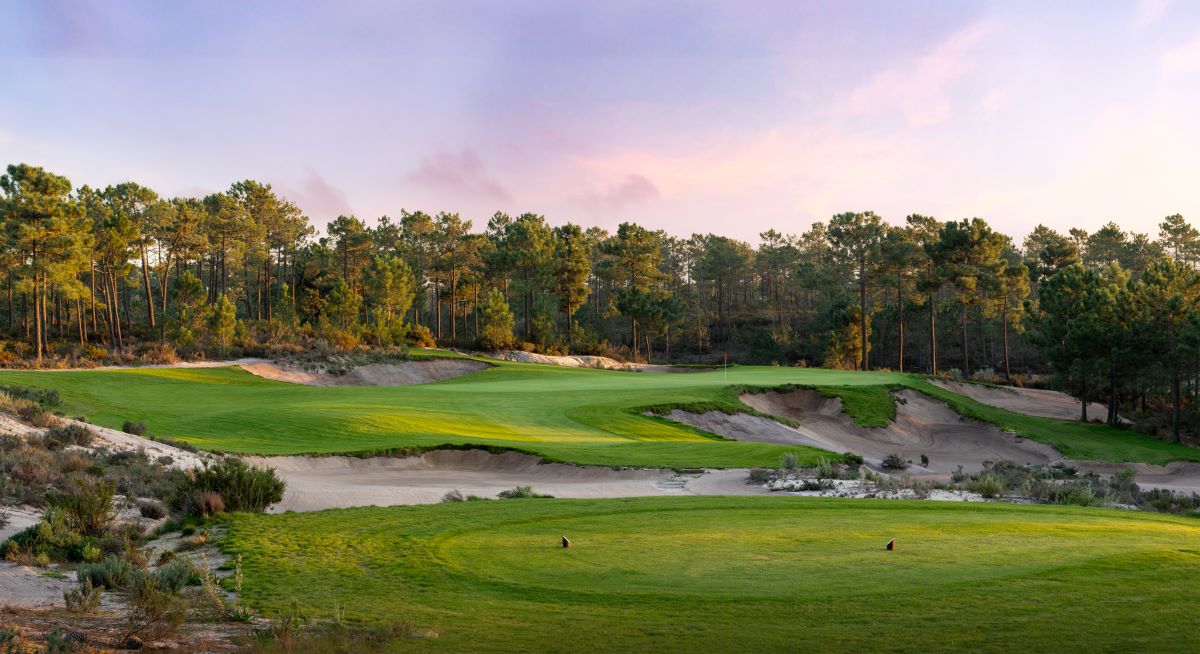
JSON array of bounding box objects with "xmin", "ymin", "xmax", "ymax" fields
[{"xmin": 2, "ymin": 162, "xmax": 1199, "ymax": 439}]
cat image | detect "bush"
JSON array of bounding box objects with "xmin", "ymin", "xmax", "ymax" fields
[
  {"xmin": 747, "ymin": 468, "xmax": 772, "ymax": 484},
  {"xmin": 497, "ymin": 485, "xmax": 553, "ymax": 499},
  {"xmin": 190, "ymin": 490, "xmax": 225, "ymax": 516},
  {"xmin": 172, "ymin": 458, "xmax": 284, "ymax": 514},
  {"xmin": 0, "ymin": 383, "xmax": 61, "ymax": 407},
  {"xmin": 138, "ymin": 500, "xmax": 168, "ymax": 520},
  {"xmin": 967, "ymin": 473, "xmax": 1005, "ymax": 499},
  {"xmin": 154, "ymin": 558, "xmax": 199, "ymax": 593},
  {"xmin": 441, "ymin": 489, "xmax": 466, "ymax": 502},
  {"xmin": 122, "ymin": 421, "xmax": 147, "ymax": 436},
  {"xmin": 779, "ymin": 452, "xmax": 798, "ymax": 471},
  {"xmin": 842, "ymin": 452, "xmax": 865, "ymax": 466},
  {"xmin": 46, "ymin": 478, "xmax": 117, "ymax": 537},
  {"xmin": 18, "ymin": 404, "xmax": 57, "ymax": 428},
  {"xmin": 43, "ymin": 424, "xmax": 95, "ymax": 449},
  {"xmin": 64, "ymin": 578, "xmax": 102, "ymax": 613},
  {"xmin": 880, "ymin": 454, "xmax": 910, "ymax": 470},
  {"xmin": 125, "ymin": 573, "xmax": 186, "ymax": 641},
  {"xmin": 77, "ymin": 555, "xmax": 135, "ymax": 590}
]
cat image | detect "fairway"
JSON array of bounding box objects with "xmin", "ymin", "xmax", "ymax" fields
[
  {"xmin": 1, "ymin": 357, "xmax": 1196, "ymax": 468},
  {"xmin": 223, "ymin": 496, "xmax": 1200, "ymax": 653}
]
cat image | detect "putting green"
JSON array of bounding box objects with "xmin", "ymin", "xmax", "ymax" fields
[
  {"xmin": 223, "ymin": 496, "xmax": 1200, "ymax": 652},
  {"xmin": 0, "ymin": 356, "xmax": 1196, "ymax": 468}
]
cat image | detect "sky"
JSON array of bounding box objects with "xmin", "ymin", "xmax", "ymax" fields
[{"xmin": 2, "ymin": 0, "xmax": 1200, "ymax": 243}]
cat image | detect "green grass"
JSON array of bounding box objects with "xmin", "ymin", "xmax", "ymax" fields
[
  {"xmin": 0, "ymin": 356, "xmax": 1195, "ymax": 467},
  {"xmin": 0, "ymin": 360, "xmax": 907, "ymax": 468},
  {"xmin": 223, "ymin": 496, "xmax": 1200, "ymax": 653}
]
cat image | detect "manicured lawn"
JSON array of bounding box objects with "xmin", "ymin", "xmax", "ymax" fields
[
  {"xmin": 222, "ymin": 496, "xmax": 1200, "ymax": 653},
  {"xmin": 0, "ymin": 357, "xmax": 1196, "ymax": 467}
]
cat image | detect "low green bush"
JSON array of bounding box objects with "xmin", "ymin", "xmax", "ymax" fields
[
  {"xmin": 497, "ymin": 485, "xmax": 553, "ymax": 499},
  {"xmin": 172, "ymin": 458, "xmax": 285, "ymax": 514},
  {"xmin": 77, "ymin": 554, "xmax": 135, "ymax": 590},
  {"xmin": 122, "ymin": 421, "xmax": 147, "ymax": 436}
]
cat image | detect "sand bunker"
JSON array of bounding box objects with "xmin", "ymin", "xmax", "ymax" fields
[
  {"xmin": 239, "ymin": 358, "xmax": 490, "ymax": 386},
  {"xmin": 245, "ymin": 449, "xmax": 690, "ymax": 511},
  {"xmin": 930, "ymin": 379, "xmax": 1114, "ymax": 422},
  {"xmin": 491, "ymin": 350, "xmax": 701, "ymax": 373},
  {"xmin": 1070, "ymin": 460, "xmax": 1200, "ymax": 495},
  {"xmin": 678, "ymin": 389, "xmax": 1062, "ymax": 475}
]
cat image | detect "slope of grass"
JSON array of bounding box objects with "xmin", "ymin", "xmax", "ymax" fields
[
  {"xmin": 0, "ymin": 361, "xmax": 907, "ymax": 468},
  {"xmin": 0, "ymin": 356, "xmax": 1196, "ymax": 467},
  {"xmin": 223, "ymin": 496, "xmax": 1200, "ymax": 653}
]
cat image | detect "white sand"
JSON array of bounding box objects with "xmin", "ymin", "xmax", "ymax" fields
[
  {"xmin": 238, "ymin": 359, "xmax": 489, "ymax": 386},
  {"xmin": 930, "ymin": 379, "xmax": 1115, "ymax": 422}
]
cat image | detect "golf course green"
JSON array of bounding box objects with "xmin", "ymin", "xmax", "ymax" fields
[
  {"xmin": 0, "ymin": 354, "xmax": 1196, "ymax": 468},
  {"xmin": 222, "ymin": 495, "xmax": 1200, "ymax": 652}
]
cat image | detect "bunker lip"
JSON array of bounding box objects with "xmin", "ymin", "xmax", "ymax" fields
[
  {"xmin": 237, "ymin": 358, "xmax": 490, "ymax": 386},
  {"xmin": 929, "ymin": 379, "xmax": 1117, "ymax": 423}
]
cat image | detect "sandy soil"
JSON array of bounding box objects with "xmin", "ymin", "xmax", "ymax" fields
[
  {"xmin": 930, "ymin": 379, "xmax": 1114, "ymax": 422},
  {"xmin": 716, "ymin": 389, "xmax": 1062, "ymax": 474},
  {"xmin": 245, "ymin": 449, "xmax": 692, "ymax": 510},
  {"xmin": 67, "ymin": 417, "xmax": 211, "ymax": 469},
  {"xmin": 0, "ymin": 506, "xmax": 77, "ymax": 609},
  {"xmin": 238, "ymin": 358, "xmax": 489, "ymax": 386}
]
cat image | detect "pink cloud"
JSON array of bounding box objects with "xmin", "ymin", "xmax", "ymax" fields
[
  {"xmin": 408, "ymin": 148, "xmax": 511, "ymax": 202},
  {"xmin": 1161, "ymin": 33, "xmax": 1200, "ymax": 77},
  {"xmin": 844, "ymin": 20, "xmax": 994, "ymax": 127},
  {"xmin": 572, "ymin": 173, "xmax": 660, "ymax": 213},
  {"xmin": 276, "ymin": 166, "xmax": 354, "ymax": 221}
]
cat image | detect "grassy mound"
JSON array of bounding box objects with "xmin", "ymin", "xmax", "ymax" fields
[{"xmin": 223, "ymin": 496, "xmax": 1200, "ymax": 652}]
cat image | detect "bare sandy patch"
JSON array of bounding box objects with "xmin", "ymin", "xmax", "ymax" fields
[
  {"xmin": 239, "ymin": 358, "xmax": 489, "ymax": 386},
  {"xmin": 489, "ymin": 350, "xmax": 704, "ymax": 373},
  {"xmin": 678, "ymin": 388, "xmax": 1062, "ymax": 475},
  {"xmin": 245, "ymin": 449, "xmax": 691, "ymax": 510},
  {"xmin": 930, "ymin": 379, "xmax": 1113, "ymax": 422}
]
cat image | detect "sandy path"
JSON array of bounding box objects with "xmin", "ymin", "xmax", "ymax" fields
[
  {"xmin": 238, "ymin": 359, "xmax": 489, "ymax": 386},
  {"xmin": 930, "ymin": 379, "xmax": 1113, "ymax": 422},
  {"xmin": 713, "ymin": 389, "xmax": 1062, "ymax": 474}
]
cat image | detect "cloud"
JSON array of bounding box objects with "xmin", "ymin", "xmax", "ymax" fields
[
  {"xmin": 844, "ymin": 20, "xmax": 995, "ymax": 127},
  {"xmin": 276, "ymin": 166, "xmax": 354, "ymax": 221},
  {"xmin": 407, "ymin": 148, "xmax": 511, "ymax": 202},
  {"xmin": 979, "ymin": 88, "xmax": 1009, "ymax": 114},
  {"xmin": 1161, "ymin": 33, "xmax": 1200, "ymax": 77},
  {"xmin": 572, "ymin": 174, "xmax": 660, "ymax": 213}
]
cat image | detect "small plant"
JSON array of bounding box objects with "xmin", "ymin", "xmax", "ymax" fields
[
  {"xmin": 138, "ymin": 500, "xmax": 167, "ymax": 520},
  {"xmin": 842, "ymin": 452, "xmax": 865, "ymax": 466},
  {"xmin": 43, "ymin": 424, "xmax": 95, "ymax": 449},
  {"xmin": 919, "ymin": 454, "xmax": 930, "ymax": 468},
  {"xmin": 124, "ymin": 573, "xmax": 187, "ymax": 641},
  {"xmin": 77, "ymin": 555, "xmax": 135, "ymax": 590},
  {"xmin": 880, "ymin": 454, "xmax": 910, "ymax": 471},
  {"xmin": 497, "ymin": 485, "xmax": 553, "ymax": 499},
  {"xmin": 64, "ymin": 578, "xmax": 102, "ymax": 613},
  {"xmin": 967, "ymin": 473, "xmax": 1005, "ymax": 499},
  {"xmin": 122, "ymin": 420, "xmax": 147, "ymax": 436},
  {"xmin": 172, "ymin": 458, "xmax": 284, "ymax": 514},
  {"xmin": 155, "ymin": 557, "xmax": 199, "ymax": 593},
  {"xmin": 779, "ymin": 452, "xmax": 798, "ymax": 472},
  {"xmin": 747, "ymin": 468, "xmax": 772, "ymax": 484},
  {"xmin": 441, "ymin": 489, "xmax": 466, "ymax": 502},
  {"xmin": 46, "ymin": 477, "xmax": 117, "ymax": 537}
]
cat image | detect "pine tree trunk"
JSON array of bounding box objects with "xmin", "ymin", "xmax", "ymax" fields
[{"xmin": 140, "ymin": 245, "xmax": 156, "ymax": 328}]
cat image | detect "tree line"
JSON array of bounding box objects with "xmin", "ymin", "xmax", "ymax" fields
[{"xmin": 2, "ymin": 162, "xmax": 1199, "ymax": 436}]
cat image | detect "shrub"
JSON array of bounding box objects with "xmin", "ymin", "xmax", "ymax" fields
[
  {"xmin": 18, "ymin": 404, "xmax": 57, "ymax": 428},
  {"xmin": 77, "ymin": 555, "xmax": 135, "ymax": 590},
  {"xmin": 46, "ymin": 478, "xmax": 117, "ymax": 537},
  {"xmin": 967, "ymin": 473, "xmax": 1005, "ymax": 499},
  {"xmin": 122, "ymin": 421, "xmax": 147, "ymax": 436},
  {"xmin": 191, "ymin": 490, "xmax": 225, "ymax": 516},
  {"xmin": 919, "ymin": 454, "xmax": 930, "ymax": 468},
  {"xmin": 880, "ymin": 454, "xmax": 910, "ymax": 470},
  {"xmin": 497, "ymin": 485, "xmax": 552, "ymax": 499},
  {"xmin": 0, "ymin": 383, "xmax": 61, "ymax": 408},
  {"xmin": 154, "ymin": 558, "xmax": 199, "ymax": 593},
  {"xmin": 172, "ymin": 458, "xmax": 284, "ymax": 514},
  {"xmin": 779, "ymin": 452, "xmax": 798, "ymax": 471},
  {"xmin": 747, "ymin": 468, "xmax": 772, "ymax": 484},
  {"xmin": 842, "ymin": 452, "xmax": 865, "ymax": 466},
  {"xmin": 43, "ymin": 424, "xmax": 95, "ymax": 449},
  {"xmin": 64, "ymin": 578, "xmax": 102, "ymax": 613},
  {"xmin": 138, "ymin": 500, "xmax": 168, "ymax": 520},
  {"xmin": 441, "ymin": 489, "xmax": 466, "ymax": 502},
  {"xmin": 124, "ymin": 573, "xmax": 186, "ymax": 641}
]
